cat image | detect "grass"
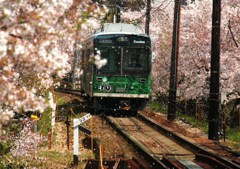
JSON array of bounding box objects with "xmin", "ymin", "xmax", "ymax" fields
[
  {"xmin": 37, "ymin": 150, "xmax": 73, "ymax": 168},
  {"xmin": 148, "ymin": 101, "xmax": 168, "ymax": 113},
  {"xmin": 38, "ymin": 108, "xmax": 51, "ymax": 137},
  {"xmin": 226, "ymin": 128, "xmax": 240, "ymax": 142},
  {"xmin": 176, "ymin": 111, "xmax": 209, "ymax": 133},
  {"xmin": 220, "ymin": 128, "xmax": 240, "ymax": 153},
  {"xmin": 35, "ymin": 131, "xmax": 94, "ymax": 168}
]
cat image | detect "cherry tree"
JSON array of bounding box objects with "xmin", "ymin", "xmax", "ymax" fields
[
  {"xmin": 178, "ymin": 0, "xmax": 213, "ymax": 99},
  {"xmin": 220, "ymin": 0, "xmax": 240, "ymax": 99},
  {"xmin": 179, "ymin": 0, "xmax": 240, "ymax": 101},
  {"xmin": 122, "ymin": 0, "xmax": 240, "ymax": 102},
  {"xmin": 0, "ymin": 0, "xmax": 107, "ymax": 131}
]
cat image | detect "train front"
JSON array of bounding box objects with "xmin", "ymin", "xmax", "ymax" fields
[{"xmin": 92, "ymin": 33, "xmax": 152, "ymax": 113}]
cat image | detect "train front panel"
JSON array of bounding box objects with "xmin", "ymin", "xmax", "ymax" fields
[{"xmin": 91, "ymin": 33, "xmax": 152, "ymax": 111}]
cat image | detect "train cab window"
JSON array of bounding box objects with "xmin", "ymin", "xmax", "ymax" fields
[
  {"xmin": 95, "ymin": 47, "xmax": 120, "ymax": 75},
  {"xmin": 123, "ymin": 48, "xmax": 148, "ymax": 74}
]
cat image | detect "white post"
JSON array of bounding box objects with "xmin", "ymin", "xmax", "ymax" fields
[
  {"xmin": 49, "ymin": 92, "xmax": 56, "ymax": 131},
  {"xmin": 113, "ymin": 14, "xmax": 116, "ymax": 23},
  {"xmin": 48, "ymin": 92, "xmax": 56, "ymax": 150},
  {"xmin": 73, "ymin": 119, "xmax": 79, "ymax": 166},
  {"xmin": 72, "ymin": 114, "xmax": 92, "ymax": 166}
]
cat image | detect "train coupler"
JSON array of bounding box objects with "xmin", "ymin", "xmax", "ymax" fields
[{"xmin": 119, "ymin": 100, "xmax": 131, "ymax": 111}]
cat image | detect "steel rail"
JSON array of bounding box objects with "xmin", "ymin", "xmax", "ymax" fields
[
  {"xmin": 101, "ymin": 114, "xmax": 169, "ymax": 168},
  {"xmin": 137, "ymin": 113, "xmax": 240, "ymax": 169}
]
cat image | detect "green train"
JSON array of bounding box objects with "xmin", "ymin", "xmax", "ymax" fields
[{"xmin": 72, "ymin": 23, "xmax": 152, "ymax": 113}]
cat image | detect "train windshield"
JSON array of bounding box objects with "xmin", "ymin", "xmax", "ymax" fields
[
  {"xmin": 122, "ymin": 47, "xmax": 149, "ymax": 74},
  {"xmin": 95, "ymin": 47, "xmax": 120, "ymax": 74},
  {"xmin": 94, "ymin": 34, "xmax": 151, "ymax": 76},
  {"xmin": 95, "ymin": 47, "xmax": 150, "ymax": 75}
]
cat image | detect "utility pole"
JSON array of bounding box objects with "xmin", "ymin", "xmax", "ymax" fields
[
  {"xmin": 167, "ymin": 0, "xmax": 182, "ymax": 121},
  {"xmin": 208, "ymin": 0, "xmax": 221, "ymax": 141},
  {"xmin": 145, "ymin": 0, "xmax": 151, "ymax": 35},
  {"xmin": 113, "ymin": 0, "xmax": 121, "ymax": 23}
]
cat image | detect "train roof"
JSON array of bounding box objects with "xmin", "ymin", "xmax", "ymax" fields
[{"xmin": 94, "ymin": 23, "xmax": 148, "ymax": 37}]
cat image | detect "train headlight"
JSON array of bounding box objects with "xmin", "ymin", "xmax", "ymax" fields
[{"xmin": 102, "ymin": 77, "xmax": 107, "ymax": 82}]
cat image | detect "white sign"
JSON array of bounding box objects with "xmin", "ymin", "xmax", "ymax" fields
[
  {"xmin": 73, "ymin": 113, "xmax": 92, "ymax": 159},
  {"xmin": 133, "ymin": 40, "xmax": 145, "ymax": 44},
  {"xmin": 73, "ymin": 113, "xmax": 92, "ymax": 128},
  {"xmin": 73, "ymin": 119, "xmax": 79, "ymax": 156}
]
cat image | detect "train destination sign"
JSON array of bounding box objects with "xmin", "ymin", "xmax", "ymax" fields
[
  {"xmin": 99, "ymin": 39, "xmax": 112, "ymax": 43},
  {"xmin": 73, "ymin": 113, "xmax": 92, "ymax": 127},
  {"xmin": 133, "ymin": 40, "xmax": 145, "ymax": 44},
  {"xmin": 96, "ymin": 35, "xmax": 149, "ymax": 46}
]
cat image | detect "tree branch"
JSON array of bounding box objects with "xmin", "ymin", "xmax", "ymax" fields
[{"xmin": 228, "ymin": 20, "xmax": 238, "ymax": 48}]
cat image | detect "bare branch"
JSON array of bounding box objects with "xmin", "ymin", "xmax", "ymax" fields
[{"xmin": 228, "ymin": 20, "xmax": 239, "ymax": 48}]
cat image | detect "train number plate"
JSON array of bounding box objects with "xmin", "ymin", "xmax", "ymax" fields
[{"xmin": 98, "ymin": 85, "xmax": 112, "ymax": 91}]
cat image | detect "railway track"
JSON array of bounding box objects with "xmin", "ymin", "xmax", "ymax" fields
[
  {"xmin": 100, "ymin": 113, "xmax": 240, "ymax": 168},
  {"xmin": 56, "ymin": 90, "xmax": 240, "ymax": 168}
]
